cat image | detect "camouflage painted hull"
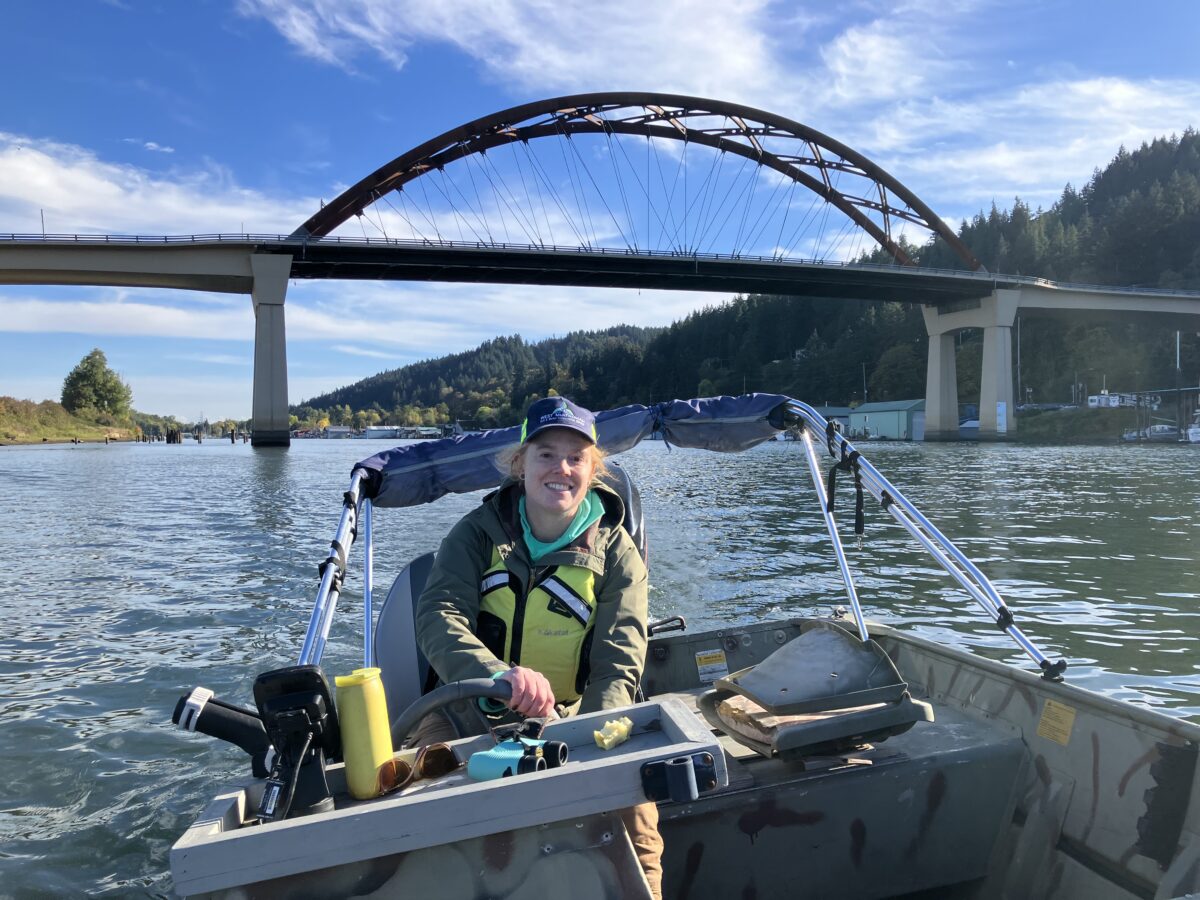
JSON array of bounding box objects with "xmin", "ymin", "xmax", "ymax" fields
[
  {"xmin": 652, "ymin": 619, "xmax": 1200, "ymax": 899},
  {"xmin": 172, "ymin": 616, "xmax": 1200, "ymax": 899}
]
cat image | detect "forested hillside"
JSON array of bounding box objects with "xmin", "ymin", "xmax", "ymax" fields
[
  {"xmin": 917, "ymin": 129, "xmax": 1200, "ymax": 285},
  {"xmin": 294, "ymin": 130, "xmax": 1200, "ymax": 430},
  {"xmin": 296, "ymin": 326, "xmax": 661, "ymax": 429}
]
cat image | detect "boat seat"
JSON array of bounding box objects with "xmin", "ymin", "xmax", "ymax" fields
[
  {"xmin": 374, "ymin": 462, "xmax": 647, "ymax": 728},
  {"xmin": 697, "ymin": 620, "xmax": 933, "ymax": 760},
  {"xmin": 375, "ymin": 551, "xmax": 436, "ymax": 727}
]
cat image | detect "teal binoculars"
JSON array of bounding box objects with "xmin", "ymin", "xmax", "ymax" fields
[{"xmin": 467, "ymin": 735, "xmax": 569, "ymax": 781}]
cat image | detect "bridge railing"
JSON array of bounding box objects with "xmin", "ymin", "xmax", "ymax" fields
[{"xmin": 2, "ymin": 232, "xmax": 1198, "ymax": 298}]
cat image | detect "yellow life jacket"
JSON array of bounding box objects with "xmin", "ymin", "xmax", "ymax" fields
[{"xmin": 476, "ymin": 546, "xmax": 597, "ymax": 704}]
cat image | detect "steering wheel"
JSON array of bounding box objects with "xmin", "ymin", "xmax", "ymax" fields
[{"xmin": 389, "ymin": 677, "xmax": 514, "ymax": 747}]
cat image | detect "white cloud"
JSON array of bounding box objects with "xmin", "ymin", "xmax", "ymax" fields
[
  {"xmin": 236, "ymin": 0, "xmax": 1200, "ymax": 225},
  {"xmin": 126, "ymin": 372, "xmax": 371, "ymax": 420},
  {"xmin": 0, "ymin": 293, "xmax": 254, "ymax": 338},
  {"xmin": 172, "ymin": 352, "xmax": 248, "ymax": 366},
  {"xmin": 818, "ymin": 22, "xmax": 942, "ymax": 106},
  {"xmin": 332, "ymin": 344, "xmax": 402, "ymax": 359},
  {"xmin": 2, "ymin": 5, "xmax": 1198, "ymax": 385},
  {"xmin": 287, "ymin": 280, "xmax": 719, "ymax": 352},
  {"xmin": 0, "ymin": 132, "xmax": 313, "ymax": 235},
  {"xmin": 0, "ymin": 279, "xmax": 715, "ymax": 355},
  {"xmin": 874, "ymin": 78, "xmax": 1200, "ymax": 209},
  {"xmin": 123, "ymin": 137, "xmax": 175, "ymax": 154},
  {"xmin": 125, "ymin": 373, "xmax": 252, "ymax": 420},
  {"xmin": 238, "ymin": 0, "xmax": 796, "ymax": 103}
]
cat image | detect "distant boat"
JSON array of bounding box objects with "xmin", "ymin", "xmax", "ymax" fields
[
  {"xmin": 1120, "ymin": 423, "xmax": 1180, "ymax": 443},
  {"xmin": 354, "ymin": 426, "xmax": 402, "ymax": 440}
]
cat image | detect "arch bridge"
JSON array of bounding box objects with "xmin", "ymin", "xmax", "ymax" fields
[{"xmin": 2, "ymin": 92, "xmax": 1198, "ymax": 444}]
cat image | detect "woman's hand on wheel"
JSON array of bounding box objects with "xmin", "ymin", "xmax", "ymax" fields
[{"xmin": 497, "ymin": 666, "xmax": 556, "ymax": 717}]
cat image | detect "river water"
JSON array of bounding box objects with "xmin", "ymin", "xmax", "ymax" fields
[{"xmin": 1, "ymin": 437, "xmax": 1198, "ymax": 897}]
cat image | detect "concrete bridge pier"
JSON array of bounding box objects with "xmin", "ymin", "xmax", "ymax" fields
[
  {"xmin": 922, "ymin": 326, "xmax": 959, "ymax": 440},
  {"xmin": 250, "ymin": 254, "xmax": 293, "ymax": 447},
  {"xmin": 980, "ymin": 323, "xmax": 1015, "ymax": 437},
  {"xmin": 923, "ymin": 290, "xmax": 1019, "ymax": 441}
]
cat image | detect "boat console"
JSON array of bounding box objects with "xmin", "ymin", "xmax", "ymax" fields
[{"xmin": 170, "ymin": 696, "xmax": 727, "ymax": 898}]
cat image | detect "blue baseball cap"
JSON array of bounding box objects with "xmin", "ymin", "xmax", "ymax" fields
[{"xmin": 521, "ymin": 396, "xmax": 597, "ymax": 444}]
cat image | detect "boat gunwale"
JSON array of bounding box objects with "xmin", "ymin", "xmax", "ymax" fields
[{"xmin": 868, "ymin": 621, "xmax": 1200, "ymax": 742}]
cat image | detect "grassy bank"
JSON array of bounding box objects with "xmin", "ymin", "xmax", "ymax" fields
[
  {"xmin": 1014, "ymin": 406, "xmax": 1140, "ymax": 443},
  {"xmin": 0, "ymin": 397, "xmax": 136, "ymax": 444}
]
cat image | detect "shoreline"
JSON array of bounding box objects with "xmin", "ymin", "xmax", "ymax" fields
[{"xmin": 0, "ymin": 434, "xmax": 134, "ymax": 447}]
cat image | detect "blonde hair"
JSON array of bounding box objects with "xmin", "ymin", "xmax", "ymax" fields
[{"xmin": 498, "ymin": 438, "xmax": 610, "ymax": 486}]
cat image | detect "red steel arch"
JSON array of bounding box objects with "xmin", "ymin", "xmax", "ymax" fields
[{"xmin": 294, "ymin": 92, "xmax": 981, "ymax": 270}]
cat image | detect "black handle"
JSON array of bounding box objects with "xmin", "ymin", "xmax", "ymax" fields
[{"xmin": 174, "ymin": 689, "xmax": 270, "ymax": 759}]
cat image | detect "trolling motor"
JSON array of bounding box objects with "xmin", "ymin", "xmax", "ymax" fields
[
  {"xmin": 253, "ymin": 665, "xmax": 341, "ymax": 822},
  {"xmin": 173, "ymin": 688, "xmax": 272, "ymax": 777},
  {"xmin": 172, "ymin": 664, "xmax": 342, "ymax": 822}
]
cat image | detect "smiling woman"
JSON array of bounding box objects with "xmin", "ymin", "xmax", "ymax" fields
[
  {"xmin": 415, "ymin": 395, "xmax": 639, "ymax": 717},
  {"xmin": 508, "ymin": 396, "xmax": 608, "ymax": 540},
  {"xmin": 410, "ymin": 393, "xmax": 662, "ymax": 893}
]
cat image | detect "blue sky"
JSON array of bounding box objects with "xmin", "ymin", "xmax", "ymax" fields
[{"xmin": 2, "ymin": 0, "xmax": 1198, "ymax": 420}]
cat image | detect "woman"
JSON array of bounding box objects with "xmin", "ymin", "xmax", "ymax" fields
[{"xmin": 414, "ymin": 395, "xmax": 661, "ymax": 896}]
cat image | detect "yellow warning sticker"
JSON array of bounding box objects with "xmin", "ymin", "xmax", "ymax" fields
[
  {"xmin": 695, "ymin": 648, "xmax": 729, "ymax": 684},
  {"xmin": 1037, "ymin": 698, "xmax": 1077, "ymax": 746}
]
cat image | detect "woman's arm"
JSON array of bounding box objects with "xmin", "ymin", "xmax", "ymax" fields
[
  {"xmin": 579, "ymin": 528, "xmax": 649, "ymax": 713},
  {"xmin": 415, "ymin": 516, "xmax": 509, "ymax": 684},
  {"xmin": 415, "ymin": 511, "xmax": 557, "ymax": 717}
]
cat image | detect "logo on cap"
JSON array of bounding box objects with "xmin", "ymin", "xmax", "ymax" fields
[
  {"xmin": 541, "ymin": 408, "xmax": 584, "ymax": 426},
  {"xmin": 521, "ymin": 397, "xmax": 597, "ymax": 443}
]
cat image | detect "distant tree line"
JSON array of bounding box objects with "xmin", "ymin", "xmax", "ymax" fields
[{"xmin": 294, "ymin": 130, "xmax": 1200, "ymax": 427}]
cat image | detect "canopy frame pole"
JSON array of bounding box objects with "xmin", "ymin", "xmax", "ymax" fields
[
  {"xmin": 798, "ymin": 426, "xmax": 870, "ymax": 642},
  {"xmin": 362, "ymin": 499, "xmax": 375, "ymax": 669},
  {"xmin": 298, "ymin": 471, "xmax": 364, "ymax": 666},
  {"xmin": 787, "ymin": 401, "xmax": 1064, "ymax": 678},
  {"xmin": 878, "ymin": 498, "xmax": 1049, "ymax": 664}
]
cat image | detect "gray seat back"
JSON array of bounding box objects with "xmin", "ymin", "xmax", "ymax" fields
[
  {"xmin": 601, "ymin": 462, "xmax": 646, "ymax": 563},
  {"xmin": 373, "ymin": 551, "xmax": 435, "ymax": 726}
]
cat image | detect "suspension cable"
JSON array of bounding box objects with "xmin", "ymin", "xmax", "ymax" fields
[
  {"xmin": 520, "ymin": 140, "xmax": 590, "ymax": 248},
  {"xmin": 699, "ymin": 154, "xmax": 754, "ymax": 256},
  {"xmin": 431, "ymin": 166, "xmax": 489, "ymax": 243},
  {"xmin": 563, "ymin": 128, "xmax": 635, "ymax": 250},
  {"xmin": 477, "ymin": 149, "xmax": 541, "ymax": 245},
  {"xmin": 384, "ymin": 191, "xmax": 431, "ymax": 243},
  {"xmin": 506, "ymin": 139, "xmax": 547, "ymax": 246},
  {"xmin": 772, "ymin": 176, "xmax": 799, "ymax": 259},
  {"xmin": 459, "ymin": 147, "xmax": 496, "ymax": 243},
  {"xmin": 608, "ymin": 129, "xmax": 676, "ymax": 250},
  {"xmin": 603, "ymin": 124, "xmax": 639, "ymax": 251},
  {"xmin": 732, "ymin": 150, "xmax": 763, "ymax": 255},
  {"xmin": 554, "ymin": 120, "xmax": 597, "ymax": 247}
]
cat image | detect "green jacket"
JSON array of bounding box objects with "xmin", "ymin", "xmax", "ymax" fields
[{"xmin": 415, "ymin": 478, "xmax": 648, "ymax": 714}]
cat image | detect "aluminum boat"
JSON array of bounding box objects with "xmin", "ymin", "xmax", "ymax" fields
[{"xmin": 169, "ymin": 395, "xmax": 1200, "ymax": 899}]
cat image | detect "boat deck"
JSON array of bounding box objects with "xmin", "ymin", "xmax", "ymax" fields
[{"xmin": 657, "ymin": 685, "xmax": 1027, "ymax": 899}]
